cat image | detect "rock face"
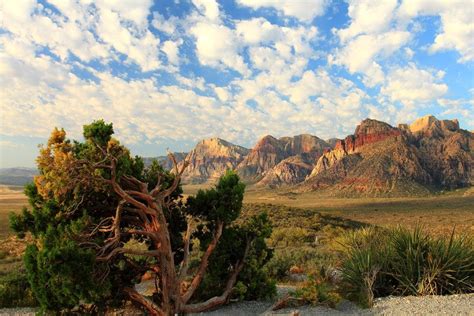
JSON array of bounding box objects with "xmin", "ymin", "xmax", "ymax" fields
[
  {"xmin": 257, "ymin": 154, "xmax": 314, "ymax": 188},
  {"xmin": 236, "ymin": 134, "xmax": 329, "ymax": 184},
  {"xmin": 304, "ymin": 116, "xmax": 473, "ymax": 196},
  {"xmin": 235, "ymin": 135, "xmax": 287, "ymax": 181},
  {"xmin": 179, "ymin": 138, "xmax": 250, "ymax": 184},
  {"xmin": 409, "ymin": 116, "xmax": 472, "ymax": 188}
]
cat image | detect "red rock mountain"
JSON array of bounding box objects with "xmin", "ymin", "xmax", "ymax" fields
[
  {"xmin": 236, "ymin": 134, "xmax": 330, "ymax": 184},
  {"xmin": 304, "ymin": 116, "xmax": 473, "ymax": 196}
]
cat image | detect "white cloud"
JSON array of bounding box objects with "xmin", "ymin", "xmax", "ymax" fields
[
  {"xmin": 152, "ymin": 13, "xmax": 179, "ymax": 35},
  {"xmin": 1, "ymin": 0, "xmax": 161, "ymax": 71},
  {"xmin": 330, "ymin": 31, "xmax": 410, "ymax": 86},
  {"xmin": 161, "ymin": 39, "xmax": 182, "ymax": 65},
  {"xmin": 381, "ymin": 63, "xmax": 448, "ymax": 104},
  {"xmin": 214, "ymin": 87, "xmax": 230, "ymax": 102},
  {"xmin": 192, "ymin": 0, "xmax": 220, "ymax": 22},
  {"xmin": 337, "ymin": 0, "xmax": 399, "ymax": 42},
  {"xmin": 237, "ymin": 0, "xmax": 329, "ymax": 22},
  {"xmin": 398, "ymin": 0, "xmax": 474, "ymax": 62},
  {"xmin": 235, "ymin": 18, "xmax": 282, "ymax": 45},
  {"xmin": 190, "ymin": 21, "xmax": 250, "ymax": 75},
  {"xmin": 438, "ymin": 98, "xmax": 474, "ymax": 129}
]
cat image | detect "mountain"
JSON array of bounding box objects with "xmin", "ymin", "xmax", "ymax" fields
[
  {"xmin": 256, "ymin": 154, "xmax": 315, "ymax": 188},
  {"xmin": 303, "ymin": 116, "xmax": 473, "ymax": 196},
  {"xmin": 178, "ymin": 138, "xmax": 250, "ymax": 184},
  {"xmin": 236, "ymin": 134, "xmax": 330, "ymax": 184},
  {"xmin": 0, "ymin": 167, "xmax": 38, "ymax": 186},
  {"xmin": 143, "ymin": 152, "xmax": 188, "ymax": 170}
]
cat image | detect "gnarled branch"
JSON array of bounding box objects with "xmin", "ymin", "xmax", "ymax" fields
[
  {"xmin": 181, "ymin": 221, "xmax": 224, "ymax": 303},
  {"xmin": 181, "ymin": 239, "xmax": 251, "ymax": 313}
]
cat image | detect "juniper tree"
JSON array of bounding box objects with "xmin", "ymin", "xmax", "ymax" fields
[{"xmin": 10, "ymin": 120, "xmax": 275, "ymax": 315}]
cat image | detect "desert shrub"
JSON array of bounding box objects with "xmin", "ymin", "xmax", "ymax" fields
[
  {"xmin": 389, "ymin": 227, "xmax": 474, "ymax": 296},
  {"xmin": 338, "ymin": 227, "xmax": 395, "ymax": 307},
  {"xmin": 0, "ymin": 270, "xmax": 37, "ymax": 308},
  {"xmin": 269, "ymin": 227, "xmax": 313, "ymax": 247},
  {"xmin": 294, "ymin": 268, "xmax": 341, "ymax": 308},
  {"xmin": 266, "ymin": 251, "xmax": 294, "ymax": 280},
  {"xmin": 339, "ymin": 226, "xmax": 474, "ymax": 307},
  {"xmin": 10, "ymin": 121, "xmax": 275, "ymax": 314}
]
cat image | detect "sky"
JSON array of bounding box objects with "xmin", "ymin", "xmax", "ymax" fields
[{"xmin": 0, "ymin": 0, "xmax": 473, "ymax": 168}]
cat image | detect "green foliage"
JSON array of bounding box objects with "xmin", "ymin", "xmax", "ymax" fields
[
  {"xmin": 0, "ymin": 270, "xmax": 37, "ymax": 308},
  {"xmin": 10, "ymin": 121, "xmax": 274, "ymax": 313},
  {"xmin": 389, "ymin": 227, "xmax": 474, "ymax": 296},
  {"xmin": 82, "ymin": 120, "xmax": 114, "ymax": 146},
  {"xmin": 192, "ymin": 189, "xmax": 276, "ymax": 302},
  {"xmin": 187, "ymin": 170, "xmax": 245, "ymax": 224},
  {"xmin": 24, "ymin": 220, "xmax": 110, "ymax": 312},
  {"xmin": 339, "ymin": 226, "xmax": 474, "ymax": 307}
]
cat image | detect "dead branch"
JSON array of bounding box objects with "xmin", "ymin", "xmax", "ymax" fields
[
  {"xmin": 178, "ymin": 216, "xmax": 194, "ymax": 282},
  {"xmin": 181, "ymin": 221, "xmax": 224, "ymax": 303},
  {"xmin": 124, "ymin": 287, "xmax": 164, "ymax": 316}
]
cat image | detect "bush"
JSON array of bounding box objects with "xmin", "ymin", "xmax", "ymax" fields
[
  {"xmin": 389, "ymin": 227, "xmax": 474, "ymax": 296},
  {"xmin": 0, "ymin": 270, "xmax": 37, "ymax": 308},
  {"xmin": 294, "ymin": 269, "xmax": 341, "ymax": 308},
  {"xmin": 338, "ymin": 226, "xmax": 474, "ymax": 307},
  {"xmin": 338, "ymin": 227, "xmax": 394, "ymax": 307}
]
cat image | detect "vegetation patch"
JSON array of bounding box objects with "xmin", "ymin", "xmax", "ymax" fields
[{"xmin": 338, "ymin": 226, "xmax": 474, "ymax": 307}]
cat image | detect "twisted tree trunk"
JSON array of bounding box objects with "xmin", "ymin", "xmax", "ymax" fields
[{"xmin": 94, "ymin": 152, "xmax": 250, "ymax": 315}]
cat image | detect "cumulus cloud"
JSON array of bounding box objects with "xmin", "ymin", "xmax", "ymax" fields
[
  {"xmin": 189, "ymin": 22, "xmax": 250, "ymax": 75},
  {"xmin": 397, "ymin": 0, "xmax": 474, "ymax": 62},
  {"xmin": 381, "ymin": 63, "xmax": 448, "ymax": 105},
  {"xmin": 0, "ymin": 0, "xmax": 472, "ymax": 159},
  {"xmin": 236, "ymin": 0, "xmax": 329, "ymax": 22},
  {"xmin": 337, "ymin": 0, "xmax": 399, "ymax": 42},
  {"xmin": 1, "ymin": 0, "xmax": 161, "ymax": 71},
  {"xmin": 330, "ymin": 31, "xmax": 410, "ymax": 87}
]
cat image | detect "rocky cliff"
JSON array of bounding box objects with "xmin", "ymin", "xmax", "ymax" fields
[
  {"xmin": 179, "ymin": 138, "xmax": 250, "ymax": 184},
  {"xmin": 236, "ymin": 134, "xmax": 329, "ymax": 184},
  {"xmin": 304, "ymin": 116, "xmax": 473, "ymax": 196}
]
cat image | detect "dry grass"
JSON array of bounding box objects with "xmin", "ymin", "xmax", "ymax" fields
[
  {"xmin": 0, "ymin": 186, "xmax": 27, "ymax": 238},
  {"xmin": 1, "ymin": 184, "xmax": 473, "ymax": 238},
  {"xmin": 244, "ymin": 187, "xmax": 474, "ymax": 237}
]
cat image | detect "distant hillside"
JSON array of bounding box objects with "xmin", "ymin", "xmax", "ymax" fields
[
  {"xmin": 0, "ymin": 167, "xmax": 38, "ymax": 186},
  {"xmin": 2, "ymin": 115, "xmax": 471, "ymax": 196}
]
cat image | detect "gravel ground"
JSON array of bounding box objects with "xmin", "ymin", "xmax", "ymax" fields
[
  {"xmin": 198, "ymin": 294, "xmax": 474, "ymax": 315},
  {"xmin": 1, "ymin": 294, "xmax": 473, "ymax": 315}
]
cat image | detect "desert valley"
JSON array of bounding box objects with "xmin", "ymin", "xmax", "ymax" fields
[{"xmin": 0, "ymin": 115, "xmax": 472, "ymax": 314}]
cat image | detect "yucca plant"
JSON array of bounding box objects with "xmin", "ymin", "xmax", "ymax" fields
[
  {"xmin": 389, "ymin": 227, "xmax": 474, "ymax": 295},
  {"xmin": 388, "ymin": 226, "xmax": 432, "ymax": 295},
  {"xmin": 338, "ymin": 225, "xmax": 474, "ymax": 307},
  {"xmin": 338, "ymin": 227, "xmax": 395, "ymax": 307}
]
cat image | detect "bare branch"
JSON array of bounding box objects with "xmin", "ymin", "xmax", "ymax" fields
[
  {"xmin": 151, "ymin": 152, "xmax": 189, "ymax": 199},
  {"xmin": 124, "ymin": 287, "xmax": 165, "ymax": 316},
  {"xmin": 182, "ymin": 221, "xmax": 224, "ymax": 303},
  {"xmin": 181, "ymin": 239, "xmax": 251, "ymax": 313},
  {"xmin": 178, "ymin": 216, "xmax": 194, "ymax": 281}
]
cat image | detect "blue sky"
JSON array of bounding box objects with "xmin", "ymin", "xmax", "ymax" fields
[{"xmin": 0, "ymin": 0, "xmax": 473, "ymax": 167}]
